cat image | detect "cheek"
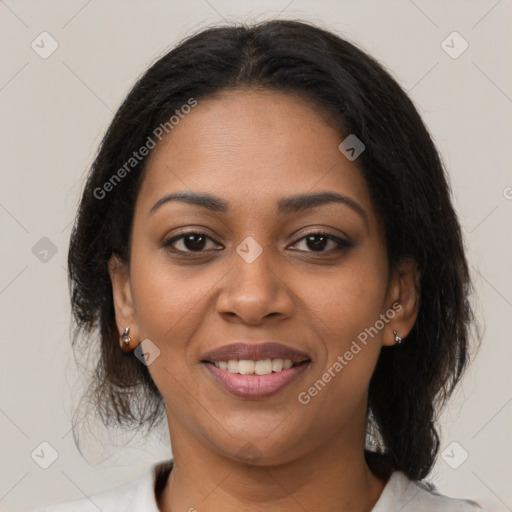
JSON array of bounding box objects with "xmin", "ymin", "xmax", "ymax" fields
[
  {"xmin": 131, "ymin": 244, "xmax": 222, "ymax": 328},
  {"xmin": 307, "ymin": 249, "xmax": 388, "ymax": 339},
  {"xmin": 304, "ymin": 247, "xmax": 388, "ymax": 391},
  {"xmin": 128, "ymin": 247, "xmax": 220, "ymax": 343},
  {"xmin": 128, "ymin": 249, "xmax": 220, "ymax": 404}
]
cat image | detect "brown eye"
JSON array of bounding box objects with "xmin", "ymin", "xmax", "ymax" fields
[
  {"xmin": 290, "ymin": 232, "xmax": 350, "ymax": 253},
  {"xmin": 163, "ymin": 232, "xmax": 221, "ymax": 253}
]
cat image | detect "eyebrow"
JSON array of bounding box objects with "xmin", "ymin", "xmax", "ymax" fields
[{"xmin": 148, "ymin": 191, "xmax": 368, "ymax": 223}]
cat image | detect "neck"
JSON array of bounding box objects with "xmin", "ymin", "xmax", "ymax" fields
[{"xmin": 158, "ymin": 420, "xmax": 388, "ymax": 512}]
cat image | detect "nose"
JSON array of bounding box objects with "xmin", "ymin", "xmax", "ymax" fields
[{"xmin": 216, "ymin": 244, "xmax": 295, "ymax": 325}]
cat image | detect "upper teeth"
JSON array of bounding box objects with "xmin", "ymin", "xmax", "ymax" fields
[{"xmin": 214, "ymin": 359, "xmax": 295, "ymax": 375}]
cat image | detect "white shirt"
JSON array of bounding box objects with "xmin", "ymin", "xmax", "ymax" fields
[{"xmin": 31, "ymin": 459, "xmax": 484, "ymax": 511}]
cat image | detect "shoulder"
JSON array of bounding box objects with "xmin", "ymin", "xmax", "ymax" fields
[
  {"xmin": 28, "ymin": 460, "xmax": 172, "ymax": 512},
  {"xmin": 372, "ymin": 471, "xmax": 485, "ymax": 512}
]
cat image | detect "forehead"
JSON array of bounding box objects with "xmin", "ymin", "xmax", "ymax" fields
[{"xmin": 137, "ymin": 89, "xmax": 374, "ymax": 220}]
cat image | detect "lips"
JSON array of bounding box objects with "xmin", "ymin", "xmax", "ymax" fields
[
  {"xmin": 200, "ymin": 342, "xmax": 312, "ymax": 400},
  {"xmin": 200, "ymin": 342, "xmax": 311, "ymax": 364}
]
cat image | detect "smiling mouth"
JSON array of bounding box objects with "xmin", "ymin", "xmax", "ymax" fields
[
  {"xmin": 201, "ymin": 359, "xmax": 312, "ymax": 399},
  {"xmin": 199, "ymin": 341, "xmax": 312, "ymax": 399}
]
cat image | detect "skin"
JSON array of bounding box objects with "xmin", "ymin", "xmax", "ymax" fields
[{"xmin": 108, "ymin": 88, "xmax": 420, "ymax": 512}]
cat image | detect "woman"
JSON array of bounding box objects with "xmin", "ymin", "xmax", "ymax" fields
[{"xmin": 35, "ymin": 19, "xmax": 483, "ymax": 511}]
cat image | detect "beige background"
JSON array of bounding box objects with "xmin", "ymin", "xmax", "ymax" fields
[{"xmin": 1, "ymin": 1, "xmax": 511, "ymax": 511}]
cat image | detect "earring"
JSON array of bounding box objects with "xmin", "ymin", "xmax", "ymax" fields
[
  {"xmin": 393, "ymin": 330, "xmax": 402, "ymax": 345},
  {"xmin": 121, "ymin": 327, "xmax": 132, "ymax": 345}
]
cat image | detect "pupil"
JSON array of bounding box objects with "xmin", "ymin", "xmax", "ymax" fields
[
  {"xmin": 185, "ymin": 234, "xmax": 206, "ymax": 251},
  {"xmin": 307, "ymin": 235, "xmax": 327, "ymax": 251}
]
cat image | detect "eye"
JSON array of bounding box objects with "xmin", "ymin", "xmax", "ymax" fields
[
  {"xmin": 289, "ymin": 231, "xmax": 350, "ymax": 253},
  {"xmin": 163, "ymin": 230, "xmax": 350, "ymax": 255},
  {"xmin": 163, "ymin": 231, "xmax": 222, "ymax": 253}
]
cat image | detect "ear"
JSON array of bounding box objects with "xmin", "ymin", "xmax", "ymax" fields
[
  {"xmin": 108, "ymin": 254, "xmax": 139, "ymax": 350},
  {"xmin": 382, "ymin": 256, "xmax": 421, "ymax": 346}
]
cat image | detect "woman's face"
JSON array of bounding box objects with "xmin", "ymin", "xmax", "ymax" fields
[{"xmin": 109, "ymin": 89, "xmax": 417, "ymax": 465}]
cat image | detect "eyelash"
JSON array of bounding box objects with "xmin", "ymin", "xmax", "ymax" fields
[{"xmin": 162, "ymin": 230, "xmax": 351, "ymax": 255}]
